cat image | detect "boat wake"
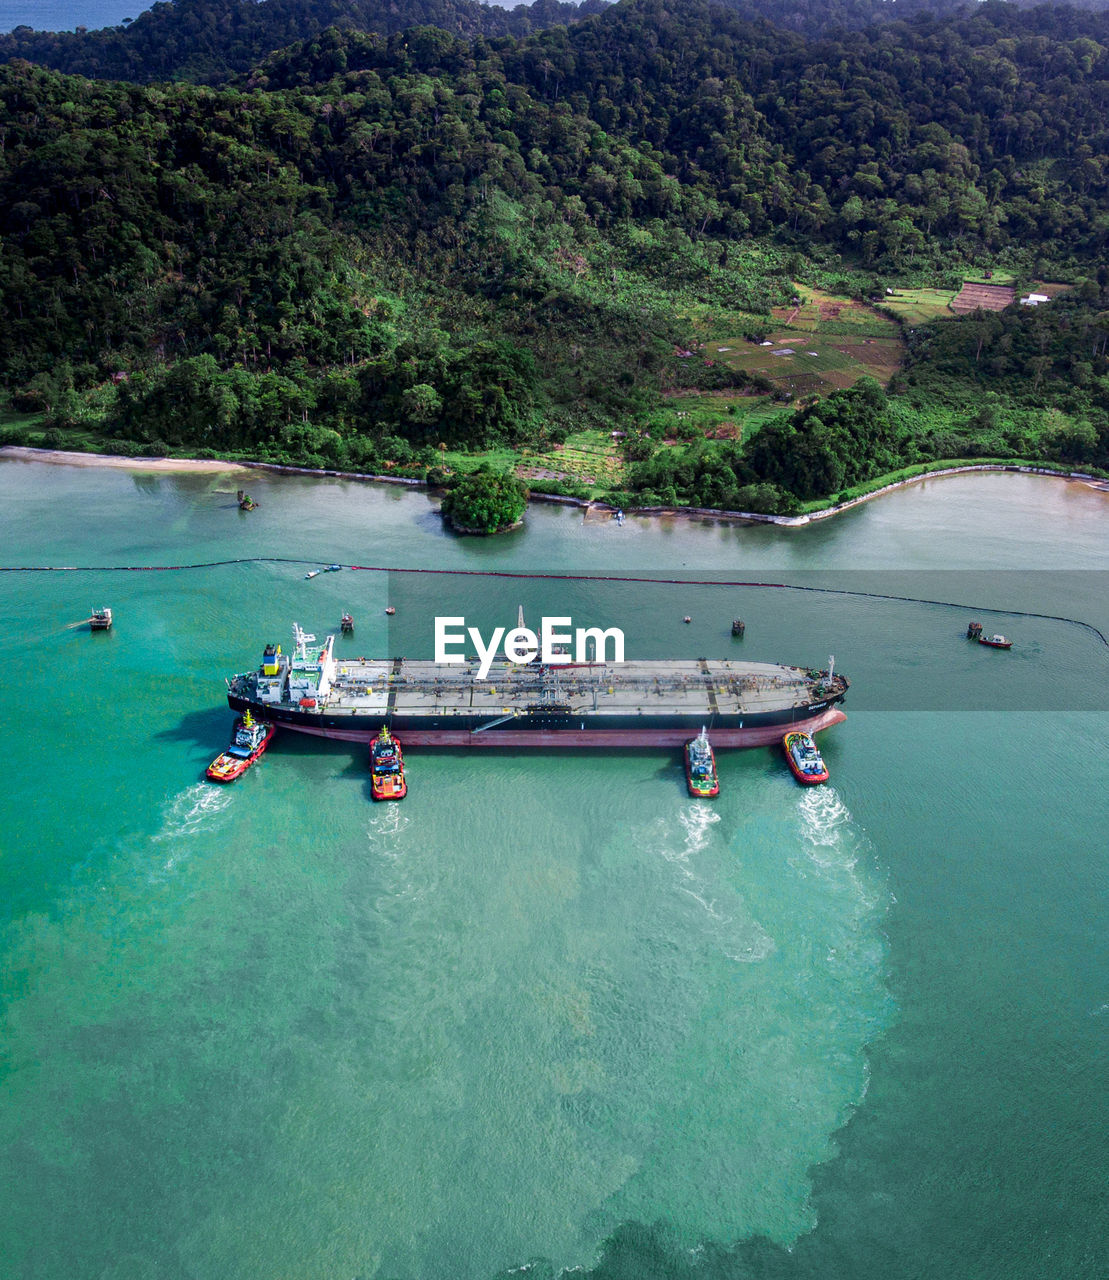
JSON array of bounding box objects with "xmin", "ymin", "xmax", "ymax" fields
[
  {"xmin": 367, "ymin": 804, "xmax": 412, "ymax": 845},
  {"xmin": 151, "ymin": 783, "xmax": 234, "ymax": 872},
  {"xmin": 156, "ymin": 783, "xmax": 234, "ymax": 840},
  {"xmin": 654, "ymin": 804, "xmax": 774, "ymax": 964},
  {"xmin": 795, "ymin": 787, "xmax": 883, "ymax": 914},
  {"xmin": 669, "ymin": 803, "xmax": 720, "ymax": 862},
  {"xmin": 798, "ymin": 787, "xmax": 852, "ymax": 855}
]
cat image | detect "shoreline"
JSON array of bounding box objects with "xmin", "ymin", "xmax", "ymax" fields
[
  {"xmin": 2, "ymin": 446, "xmax": 1103, "ymax": 525},
  {"xmin": 0, "ymin": 446, "xmax": 250, "ymax": 475}
]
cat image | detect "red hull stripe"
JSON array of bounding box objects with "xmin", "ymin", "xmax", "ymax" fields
[{"xmin": 266, "ymin": 707, "xmax": 846, "ymax": 747}]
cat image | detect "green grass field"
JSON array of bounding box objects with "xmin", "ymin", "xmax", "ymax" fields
[
  {"xmin": 879, "ymin": 285, "xmax": 958, "ymax": 325},
  {"xmin": 0, "ymin": 408, "xmax": 44, "ymax": 433}
]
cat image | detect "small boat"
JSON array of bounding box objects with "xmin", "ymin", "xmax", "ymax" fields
[
  {"xmin": 89, "ymin": 606, "xmax": 112, "ymax": 631},
  {"xmin": 304, "ymin": 569, "xmax": 320, "ymax": 579},
  {"xmin": 684, "ymin": 727, "xmax": 719, "ymax": 797},
  {"xmin": 206, "ymin": 710, "xmax": 275, "ymax": 783},
  {"xmin": 384, "ymin": 606, "xmax": 396, "ymax": 616},
  {"xmin": 341, "ymin": 613, "xmax": 354, "ymax": 633},
  {"xmin": 370, "ymin": 725, "xmax": 407, "ymax": 800},
  {"xmin": 324, "ymin": 564, "xmax": 342, "ymax": 573},
  {"xmin": 615, "ymin": 509, "xmax": 625, "ymax": 525},
  {"xmin": 236, "ymin": 490, "xmax": 257, "ymax": 511},
  {"xmin": 783, "ymin": 730, "xmax": 829, "ymax": 785},
  {"xmin": 731, "ymin": 618, "xmax": 745, "ymax": 637},
  {"xmin": 978, "ymin": 634, "xmax": 1012, "ymax": 649}
]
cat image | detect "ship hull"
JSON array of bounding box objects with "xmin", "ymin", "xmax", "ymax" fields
[{"xmin": 226, "ymin": 695, "xmax": 846, "ymax": 747}]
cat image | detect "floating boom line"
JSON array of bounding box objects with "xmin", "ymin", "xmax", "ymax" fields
[{"xmin": 1, "ymin": 558, "xmax": 1106, "ymax": 648}]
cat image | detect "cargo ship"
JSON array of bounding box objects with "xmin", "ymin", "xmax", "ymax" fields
[{"xmin": 225, "ymin": 624, "xmax": 849, "ymax": 748}]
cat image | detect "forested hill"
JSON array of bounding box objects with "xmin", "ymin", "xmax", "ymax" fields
[
  {"xmin": 714, "ymin": 0, "xmax": 1109, "ymax": 36},
  {"xmin": 2, "ymin": 0, "xmax": 1109, "ymax": 495},
  {"xmin": 5, "ymin": 0, "xmax": 1109, "ymax": 86},
  {"xmin": 0, "ymin": 0, "xmax": 606, "ymax": 85},
  {"xmin": 247, "ymin": 0, "xmax": 1109, "ymax": 257}
]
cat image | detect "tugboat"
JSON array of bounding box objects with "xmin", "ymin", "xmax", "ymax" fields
[
  {"xmin": 341, "ymin": 613, "xmax": 354, "ymax": 633},
  {"xmin": 370, "ymin": 725, "xmax": 407, "ymax": 800},
  {"xmin": 978, "ymin": 634, "xmax": 1012, "ymax": 649},
  {"xmin": 206, "ymin": 709, "xmax": 276, "ymax": 782},
  {"xmin": 684, "ymin": 727, "xmax": 720, "ymax": 797},
  {"xmin": 783, "ymin": 730, "xmax": 829, "ymax": 785},
  {"xmin": 731, "ymin": 618, "xmax": 745, "ymax": 638},
  {"xmin": 89, "ymin": 607, "xmax": 112, "ymax": 631}
]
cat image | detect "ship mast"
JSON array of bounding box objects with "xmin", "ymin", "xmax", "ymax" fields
[{"xmin": 293, "ymin": 622, "xmax": 316, "ymax": 661}]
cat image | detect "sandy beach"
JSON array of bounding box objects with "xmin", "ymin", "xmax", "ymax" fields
[
  {"xmin": 1, "ymin": 446, "xmax": 1103, "ymax": 525},
  {"xmin": 0, "ymin": 446, "xmax": 248, "ymax": 474}
]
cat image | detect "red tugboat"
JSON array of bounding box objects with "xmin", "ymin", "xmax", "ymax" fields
[
  {"xmin": 206, "ymin": 709, "xmax": 276, "ymax": 782},
  {"xmin": 684, "ymin": 728, "xmax": 720, "ymax": 797},
  {"xmin": 783, "ymin": 730, "xmax": 829, "ymax": 785},
  {"xmin": 370, "ymin": 725, "xmax": 407, "ymax": 800}
]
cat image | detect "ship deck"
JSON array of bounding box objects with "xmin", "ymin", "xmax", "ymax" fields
[{"xmin": 316, "ymin": 658, "xmax": 827, "ymax": 721}]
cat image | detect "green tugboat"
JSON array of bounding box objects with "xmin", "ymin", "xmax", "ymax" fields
[{"xmin": 684, "ymin": 728, "xmax": 720, "ymax": 797}]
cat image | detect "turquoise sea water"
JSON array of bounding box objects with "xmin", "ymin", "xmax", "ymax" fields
[{"xmin": 1, "ymin": 458, "xmax": 1106, "ymax": 1279}]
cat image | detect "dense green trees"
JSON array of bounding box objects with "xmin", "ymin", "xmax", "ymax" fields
[
  {"xmin": 619, "ymin": 381, "xmax": 908, "ymax": 511},
  {"xmin": 624, "ymin": 436, "xmax": 801, "ymax": 513},
  {"xmin": 743, "ymin": 380, "xmax": 907, "ymax": 500},
  {"xmin": 901, "ymin": 292, "xmax": 1109, "ymax": 469},
  {"xmin": 439, "ymin": 466, "xmax": 529, "ymax": 532},
  {"xmin": 0, "ymin": 0, "xmax": 603, "ymax": 85}
]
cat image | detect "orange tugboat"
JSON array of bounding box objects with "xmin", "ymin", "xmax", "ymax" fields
[
  {"xmin": 684, "ymin": 728, "xmax": 720, "ymax": 797},
  {"xmin": 783, "ymin": 730, "xmax": 829, "ymax": 785},
  {"xmin": 370, "ymin": 725, "xmax": 407, "ymax": 800},
  {"xmin": 206, "ymin": 710, "xmax": 275, "ymax": 782}
]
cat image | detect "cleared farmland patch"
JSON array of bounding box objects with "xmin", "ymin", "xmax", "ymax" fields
[
  {"xmin": 516, "ymin": 430, "xmax": 625, "ymax": 491},
  {"xmin": 950, "ymin": 281, "xmax": 1017, "ymax": 312},
  {"xmin": 707, "ymin": 289, "xmax": 905, "ymax": 401}
]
